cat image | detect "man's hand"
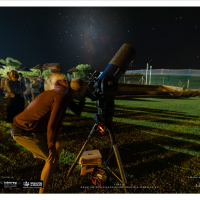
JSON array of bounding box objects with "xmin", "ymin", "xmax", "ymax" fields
[{"xmin": 47, "ymin": 147, "xmax": 59, "ymax": 164}]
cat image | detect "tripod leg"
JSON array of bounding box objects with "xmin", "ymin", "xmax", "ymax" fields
[
  {"xmin": 67, "ymin": 122, "xmax": 99, "ymax": 178},
  {"xmin": 109, "ymin": 129, "xmax": 128, "ymax": 193},
  {"xmin": 112, "ymin": 144, "xmax": 128, "ymax": 193}
]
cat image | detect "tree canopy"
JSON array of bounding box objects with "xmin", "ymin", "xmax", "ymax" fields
[
  {"xmin": 0, "ymin": 57, "xmax": 42, "ymax": 78},
  {"xmin": 74, "ymin": 64, "xmax": 94, "ymax": 81},
  {"xmin": 0, "ymin": 57, "xmax": 22, "ymax": 69}
]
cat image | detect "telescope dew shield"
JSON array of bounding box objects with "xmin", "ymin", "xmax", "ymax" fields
[{"xmin": 98, "ymin": 43, "xmax": 137, "ymax": 83}]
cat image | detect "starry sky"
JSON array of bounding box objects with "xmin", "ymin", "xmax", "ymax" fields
[{"xmin": 0, "ymin": 6, "xmax": 200, "ymax": 73}]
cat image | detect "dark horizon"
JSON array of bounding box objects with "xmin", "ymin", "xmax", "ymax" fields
[{"xmin": 0, "ymin": 6, "xmax": 200, "ymax": 74}]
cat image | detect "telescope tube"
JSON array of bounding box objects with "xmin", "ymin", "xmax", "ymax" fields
[{"xmin": 98, "ymin": 43, "xmax": 137, "ymax": 83}]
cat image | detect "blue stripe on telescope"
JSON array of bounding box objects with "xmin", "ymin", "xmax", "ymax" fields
[
  {"xmin": 98, "ymin": 43, "xmax": 137, "ymax": 83},
  {"xmin": 98, "ymin": 64, "xmax": 123, "ymax": 82}
]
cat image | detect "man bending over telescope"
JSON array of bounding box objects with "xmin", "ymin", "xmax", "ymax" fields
[{"xmin": 10, "ymin": 73, "xmax": 87, "ymax": 193}]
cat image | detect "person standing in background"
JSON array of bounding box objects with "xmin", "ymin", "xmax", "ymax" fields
[
  {"xmin": 0, "ymin": 74, "xmax": 2, "ymax": 96},
  {"xmin": 18, "ymin": 73, "xmax": 26, "ymax": 109},
  {"xmin": 24, "ymin": 82, "xmax": 32, "ymax": 108},
  {"xmin": 4, "ymin": 70, "xmax": 26, "ymax": 125},
  {"xmin": 0, "ymin": 87, "xmax": 4, "ymax": 120},
  {"xmin": 0, "ymin": 74, "xmax": 5, "ymax": 119},
  {"xmin": 39, "ymin": 76, "xmax": 45, "ymax": 94},
  {"xmin": 0, "ymin": 72, "xmax": 10, "ymax": 120},
  {"xmin": 30, "ymin": 79, "xmax": 40, "ymax": 99},
  {"xmin": 1, "ymin": 72, "xmax": 9, "ymax": 96},
  {"xmin": 18, "ymin": 73, "xmax": 26, "ymax": 86}
]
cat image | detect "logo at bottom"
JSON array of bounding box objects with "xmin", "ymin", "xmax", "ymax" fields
[{"xmin": 23, "ymin": 181, "xmax": 43, "ymax": 188}]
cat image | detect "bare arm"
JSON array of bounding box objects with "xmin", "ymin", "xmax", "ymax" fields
[{"xmin": 68, "ymin": 100, "xmax": 85, "ymax": 116}]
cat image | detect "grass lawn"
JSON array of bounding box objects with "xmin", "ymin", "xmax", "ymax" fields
[{"xmin": 0, "ymin": 96, "xmax": 200, "ymax": 193}]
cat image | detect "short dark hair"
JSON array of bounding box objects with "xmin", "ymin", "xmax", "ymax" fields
[{"xmin": 18, "ymin": 73, "xmax": 22, "ymax": 76}]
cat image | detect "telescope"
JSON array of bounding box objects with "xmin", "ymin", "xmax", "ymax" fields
[
  {"xmin": 67, "ymin": 43, "xmax": 137, "ymax": 193},
  {"xmin": 86, "ymin": 43, "xmax": 137, "ymax": 124},
  {"xmin": 86, "ymin": 43, "xmax": 137, "ymax": 101}
]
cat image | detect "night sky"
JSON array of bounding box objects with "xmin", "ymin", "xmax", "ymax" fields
[{"xmin": 0, "ymin": 6, "xmax": 200, "ymax": 73}]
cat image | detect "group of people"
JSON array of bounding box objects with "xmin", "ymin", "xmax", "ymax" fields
[
  {"xmin": 0, "ymin": 70, "xmax": 88, "ymax": 193},
  {"xmin": 0, "ymin": 70, "xmax": 45, "ymax": 122},
  {"xmin": 24, "ymin": 77, "xmax": 44, "ymax": 103}
]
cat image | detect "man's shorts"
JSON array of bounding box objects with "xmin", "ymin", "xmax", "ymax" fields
[{"xmin": 11, "ymin": 123, "xmax": 49, "ymax": 161}]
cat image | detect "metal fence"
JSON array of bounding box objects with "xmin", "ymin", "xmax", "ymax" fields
[
  {"xmin": 125, "ymin": 69, "xmax": 200, "ymax": 77},
  {"xmin": 116, "ymin": 69, "xmax": 200, "ymax": 89}
]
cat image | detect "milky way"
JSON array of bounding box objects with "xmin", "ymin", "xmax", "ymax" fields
[{"xmin": 0, "ymin": 7, "xmax": 200, "ymax": 73}]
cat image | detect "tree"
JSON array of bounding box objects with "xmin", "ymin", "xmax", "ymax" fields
[
  {"xmin": 0, "ymin": 57, "xmax": 22, "ymax": 69},
  {"xmin": 42, "ymin": 69, "xmax": 53, "ymax": 79},
  {"xmin": 18, "ymin": 69, "xmax": 40, "ymax": 78},
  {"xmin": 75, "ymin": 64, "xmax": 94, "ymax": 81},
  {"xmin": 0, "ymin": 57, "xmax": 22, "ymax": 77}
]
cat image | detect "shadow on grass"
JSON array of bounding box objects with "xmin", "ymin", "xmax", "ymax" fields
[
  {"xmin": 60, "ymin": 101, "xmax": 200, "ymax": 183},
  {"xmin": 1, "ymin": 98, "xmax": 200, "ymax": 193},
  {"xmin": 60, "ymin": 115, "xmax": 200, "ymax": 182},
  {"xmin": 109, "ymin": 133, "xmax": 200, "ymax": 183},
  {"xmin": 81, "ymin": 105, "xmax": 200, "ymax": 127},
  {"xmin": 84, "ymin": 100, "xmax": 199, "ymax": 122},
  {"xmin": 114, "ymin": 106, "xmax": 199, "ymax": 121},
  {"xmin": 115, "ymin": 95, "xmax": 200, "ymax": 100}
]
